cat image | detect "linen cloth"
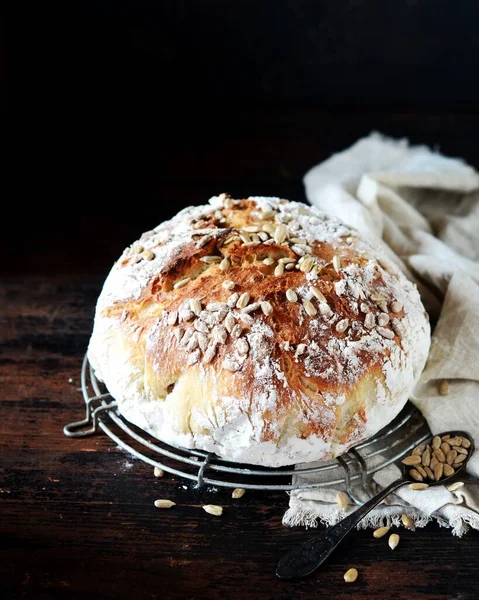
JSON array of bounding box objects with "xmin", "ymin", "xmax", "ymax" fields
[{"xmin": 283, "ymin": 132, "xmax": 479, "ymax": 535}]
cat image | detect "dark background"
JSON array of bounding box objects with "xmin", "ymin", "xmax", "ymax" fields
[{"xmin": 8, "ymin": 0, "xmax": 479, "ymax": 275}]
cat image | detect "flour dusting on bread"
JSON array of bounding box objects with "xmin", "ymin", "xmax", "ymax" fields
[{"xmin": 88, "ymin": 194, "xmax": 430, "ymax": 466}]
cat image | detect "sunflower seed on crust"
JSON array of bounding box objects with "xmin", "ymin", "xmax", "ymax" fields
[
  {"xmin": 377, "ymin": 327, "xmax": 394, "ymax": 339},
  {"xmin": 219, "ymin": 257, "xmax": 230, "ymax": 271},
  {"xmin": 310, "ymin": 286, "xmax": 326, "ymax": 303},
  {"xmin": 332, "ymin": 255, "xmax": 341, "ymax": 272},
  {"xmin": 202, "ymin": 343, "xmax": 217, "ymax": 364},
  {"xmin": 224, "ymin": 312, "xmax": 236, "ymax": 333},
  {"xmin": 190, "ymin": 299, "xmax": 202, "ymax": 316},
  {"xmin": 286, "ymin": 289, "xmax": 297, "ymax": 303},
  {"xmin": 196, "ymin": 332, "xmax": 208, "ymax": 352},
  {"xmin": 227, "ymin": 293, "xmax": 239, "ymax": 308},
  {"xmin": 274, "ymin": 224, "xmax": 288, "ymax": 244},
  {"xmin": 335, "ymin": 319, "xmax": 349, "ymax": 334},
  {"xmin": 364, "ymin": 313, "xmax": 376, "ymax": 329},
  {"xmin": 236, "ymin": 292, "xmax": 250, "ymax": 309},
  {"xmin": 242, "ymin": 301, "xmax": 260, "ymax": 314},
  {"xmin": 274, "ymin": 263, "xmax": 284, "ymax": 277},
  {"xmin": 200, "ymin": 255, "xmax": 222, "ymax": 263},
  {"xmin": 231, "ymin": 324, "xmax": 242, "ymax": 339},
  {"xmin": 260, "ymin": 301, "xmax": 273, "ymax": 315},
  {"xmin": 222, "ymin": 359, "xmax": 241, "ymax": 372},
  {"xmin": 174, "ymin": 277, "xmax": 191, "ymax": 289},
  {"xmin": 212, "ymin": 325, "xmax": 228, "ymax": 344},
  {"xmin": 222, "ymin": 280, "xmax": 236, "ymax": 290},
  {"xmin": 302, "ymin": 298, "xmax": 317, "ymax": 316},
  {"xmin": 236, "ymin": 338, "xmax": 249, "ymax": 355},
  {"xmin": 263, "ymin": 257, "xmax": 275, "ymax": 266},
  {"xmin": 377, "ymin": 313, "xmax": 390, "ymax": 326},
  {"xmin": 187, "ymin": 349, "xmax": 201, "ymax": 365},
  {"xmin": 391, "ymin": 301, "xmax": 403, "ymax": 313}
]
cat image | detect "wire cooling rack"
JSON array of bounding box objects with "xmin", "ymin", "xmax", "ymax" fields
[{"xmin": 63, "ymin": 354, "xmax": 431, "ymax": 504}]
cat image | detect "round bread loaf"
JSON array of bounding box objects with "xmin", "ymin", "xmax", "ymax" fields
[{"xmin": 88, "ymin": 194, "xmax": 430, "ymax": 467}]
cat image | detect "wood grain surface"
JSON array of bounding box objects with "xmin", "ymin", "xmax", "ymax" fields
[{"xmin": 2, "ymin": 110, "xmax": 479, "ymax": 600}]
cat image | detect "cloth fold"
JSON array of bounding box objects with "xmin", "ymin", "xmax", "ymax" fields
[{"xmin": 283, "ymin": 132, "xmax": 479, "ymax": 535}]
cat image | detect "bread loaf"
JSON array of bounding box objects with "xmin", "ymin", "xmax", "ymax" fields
[{"xmin": 88, "ymin": 194, "xmax": 430, "ymax": 467}]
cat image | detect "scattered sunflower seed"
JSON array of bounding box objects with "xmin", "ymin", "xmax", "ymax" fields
[
  {"xmin": 343, "ymin": 568, "xmax": 358, "ymax": 583},
  {"xmin": 232, "ymin": 488, "xmax": 246, "ymax": 499},
  {"xmin": 336, "ymin": 491, "xmax": 349, "ymax": 511},
  {"xmin": 154, "ymin": 499, "xmax": 176, "ymax": 509},
  {"xmin": 203, "ymin": 504, "xmax": 223, "ymax": 516},
  {"xmin": 373, "ymin": 526, "xmax": 390, "ymax": 538},
  {"xmin": 447, "ymin": 481, "xmax": 464, "ymax": 492},
  {"xmin": 153, "ymin": 467, "xmax": 164, "ymax": 478},
  {"xmin": 401, "ymin": 513, "xmax": 414, "ymax": 528},
  {"xmin": 409, "ymin": 483, "xmax": 429, "ymax": 490},
  {"xmin": 388, "ymin": 533, "xmax": 400, "ymax": 550}
]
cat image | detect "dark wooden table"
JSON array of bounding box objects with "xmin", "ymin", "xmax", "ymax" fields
[{"xmin": 2, "ymin": 110, "xmax": 479, "ymax": 600}]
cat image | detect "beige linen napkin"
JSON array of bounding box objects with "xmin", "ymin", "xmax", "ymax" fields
[{"xmin": 283, "ymin": 132, "xmax": 479, "ymax": 535}]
